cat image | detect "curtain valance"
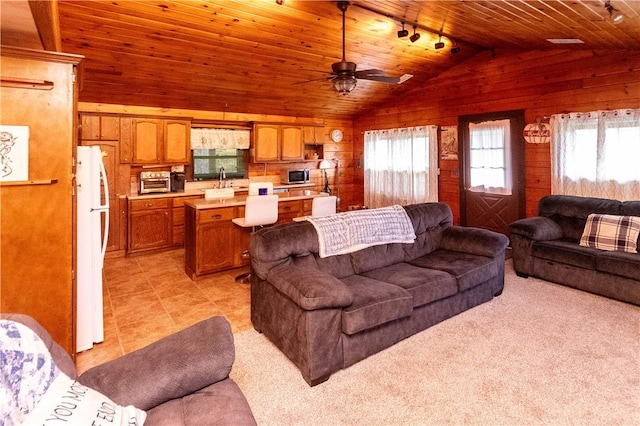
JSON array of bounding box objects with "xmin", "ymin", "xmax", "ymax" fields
[{"xmin": 190, "ymin": 128, "xmax": 250, "ymax": 150}]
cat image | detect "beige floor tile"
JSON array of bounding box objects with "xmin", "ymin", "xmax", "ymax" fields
[{"xmin": 76, "ymin": 248, "xmax": 252, "ymax": 372}]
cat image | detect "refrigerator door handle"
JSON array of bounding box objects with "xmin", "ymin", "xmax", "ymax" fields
[{"xmin": 98, "ymin": 154, "xmax": 110, "ymax": 261}]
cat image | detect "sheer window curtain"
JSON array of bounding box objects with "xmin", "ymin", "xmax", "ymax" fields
[
  {"xmin": 550, "ymin": 109, "xmax": 640, "ymax": 200},
  {"xmin": 468, "ymin": 119, "xmax": 512, "ymax": 195},
  {"xmin": 364, "ymin": 126, "xmax": 438, "ymax": 209}
]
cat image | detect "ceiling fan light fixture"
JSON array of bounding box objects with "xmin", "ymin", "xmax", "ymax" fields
[
  {"xmin": 409, "ymin": 26, "xmax": 420, "ymax": 43},
  {"xmin": 397, "ymin": 21, "xmax": 409, "ymax": 38},
  {"xmin": 605, "ymin": 0, "xmax": 624, "ymax": 24},
  {"xmin": 333, "ymin": 75, "xmax": 357, "ymax": 95}
]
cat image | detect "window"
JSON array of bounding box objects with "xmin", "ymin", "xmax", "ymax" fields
[
  {"xmin": 468, "ymin": 119, "xmax": 512, "ymax": 195},
  {"xmin": 551, "ymin": 109, "xmax": 640, "ymax": 200},
  {"xmin": 364, "ymin": 126, "xmax": 438, "ymax": 208},
  {"xmin": 192, "ymin": 149, "xmax": 247, "ymax": 180}
]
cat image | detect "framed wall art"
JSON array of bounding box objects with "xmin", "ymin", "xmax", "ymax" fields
[{"xmin": 0, "ymin": 125, "xmax": 29, "ymax": 182}]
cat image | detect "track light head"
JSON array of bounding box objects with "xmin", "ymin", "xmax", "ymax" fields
[
  {"xmin": 435, "ymin": 34, "xmax": 445, "ymax": 50},
  {"xmin": 450, "ymin": 46, "xmax": 460, "ymax": 54},
  {"xmin": 397, "ymin": 21, "xmax": 408, "ymax": 38},
  {"xmin": 605, "ymin": 0, "xmax": 624, "ymax": 24},
  {"xmin": 409, "ymin": 26, "xmax": 420, "ymax": 43}
]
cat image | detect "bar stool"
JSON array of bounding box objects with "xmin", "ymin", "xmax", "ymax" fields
[
  {"xmin": 232, "ymin": 194, "xmax": 279, "ymax": 282},
  {"xmin": 293, "ymin": 195, "xmax": 337, "ymax": 222}
]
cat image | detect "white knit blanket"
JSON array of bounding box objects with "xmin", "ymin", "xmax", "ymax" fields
[{"xmin": 306, "ymin": 205, "xmax": 416, "ymax": 258}]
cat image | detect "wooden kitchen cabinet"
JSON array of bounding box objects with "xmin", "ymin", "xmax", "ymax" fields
[
  {"xmin": 164, "ymin": 120, "xmax": 191, "ymax": 163},
  {"xmin": 128, "ymin": 198, "xmax": 172, "ymax": 253},
  {"xmin": 185, "ymin": 205, "xmax": 244, "ymax": 278},
  {"xmin": 132, "ymin": 118, "xmax": 162, "ymax": 164},
  {"xmin": 80, "ymin": 114, "xmax": 120, "ymax": 140},
  {"xmin": 125, "ymin": 117, "xmax": 190, "ymax": 165},
  {"xmin": 172, "ymin": 195, "xmax": 203, "ymax": 246},
  {"xmin": 253, "ymin": 123, "xmax": 304, "ymax": 162}
]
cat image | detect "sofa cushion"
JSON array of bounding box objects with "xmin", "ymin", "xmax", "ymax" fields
[
  {"xmin": 408, "ymin": 250, "xmax": 497, "ymax": 292},
  {"xmin": 532, "ymin": 240, "xmax": 598, "ymax": 269},
  {"xmin": 596, "ymin": 251, "xmax": 640, "ymax": 281},
  {"xmin": 361, "ymin": 263, "xmax": 458, "ymax": 307},
  {"xmin": 579, "ymin": 214, "xmax": 640, "ymax": 253},
  {"xmin": 350, "ymin": 243, "xmax": 406, "ymax": 274},
  {"xmin": 340, "ymin": 275, "xmax": 413, "ymax": 335}
]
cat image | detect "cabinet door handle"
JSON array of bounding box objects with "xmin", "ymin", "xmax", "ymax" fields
[
  {"xmin": 145, "ymin": 203, "xmax": 154, "ymax": 207},
  {"xmin": 210, "ymin": 214, "xmax": 222, "ymax": 220}
]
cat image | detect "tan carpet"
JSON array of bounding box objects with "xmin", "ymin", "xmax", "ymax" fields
[{"xmin": 230, "ymin": 261, "xmax": 640, "ymax": 425}]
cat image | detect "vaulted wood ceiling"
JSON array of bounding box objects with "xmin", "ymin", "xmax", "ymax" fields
[{"xmin": 50, "ymin": 1, "xmax": 640, "ymax": 119}]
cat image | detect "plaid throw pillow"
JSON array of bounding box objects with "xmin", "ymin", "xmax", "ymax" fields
[{"xmin": 579, "ymin": 214, "xmax": 640, "ymax": 253}]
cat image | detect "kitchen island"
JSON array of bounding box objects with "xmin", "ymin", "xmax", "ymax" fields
[{"xmin": 184, "ymin": 190, "xmax": 325, "ymax": 279}]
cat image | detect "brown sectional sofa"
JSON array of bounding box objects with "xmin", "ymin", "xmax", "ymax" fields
[
  {"xmin": 249, "ymin": 202, "xmax": 509, "ymax": 386},
  {"xmin": 509, "ymin": 195, "xmax": 640, "ymax": 305}
]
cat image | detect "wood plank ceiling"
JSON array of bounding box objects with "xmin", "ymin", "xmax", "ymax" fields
[{"xmin": 55, "ymin": 0, "xmax": 640, "ymax": 120}]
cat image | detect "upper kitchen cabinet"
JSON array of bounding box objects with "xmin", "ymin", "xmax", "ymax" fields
[
  {"xmin": 80, "ymin": 114, "xmax": 120, "ymax": 140},
  {"xmin": 120, "ymin": 117, "xmax": 191, "ymax": 165},
  {"xmin": 164, "ymin": 119, "xmax": 191, "ymax": 163},
  {"xmin": 252, "ymin": 123, "xmax": 303, "ymax": 162}
]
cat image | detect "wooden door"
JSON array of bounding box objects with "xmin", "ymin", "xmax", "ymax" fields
[
  {"xmin": 281, "ymin": 125, "xmax": 304, "ymax": 161},
  {"xmin": 132, "ymin": 118, "xmax": 162, "ymax": 164},
  {"xmin": 459, "ymin": 110, "xmax": 525, "ymax": 237},
  {"xmin": 253, "ymin": 124, "xmax": 280, "ymax": 162},
  {"xmin": 164, "ymin": 120, "xmax": 190, "ymax": 163}
]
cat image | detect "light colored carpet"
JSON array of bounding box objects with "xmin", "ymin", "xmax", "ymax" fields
[{"xmin": 230, "ymin": 261, "xmax": 640, "ymax": 425}]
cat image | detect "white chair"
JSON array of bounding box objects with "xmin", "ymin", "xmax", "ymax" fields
[
  {"xmin": 232, "ymin": 194, "xmax": 279, "ymax": 282},
  {"xmin": 293, "ymin": 195, "xmax": 337, "ymax": 222},
  {"xmin": 248, "ymin": 181, "xmax": 274, "ymax": 195}
]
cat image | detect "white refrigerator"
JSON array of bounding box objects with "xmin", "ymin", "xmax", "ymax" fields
[{"xmin": 76, "ymin": 146, "xmax": 110, "ymax": 352}]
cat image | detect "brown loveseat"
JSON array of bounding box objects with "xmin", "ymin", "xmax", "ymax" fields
[
  {"xmin": 508, "ymin": 195, "xmax": 640, "ymax": 305},
  {"xmin": 249, "ymin": 202, "xmax": 509, "ymax": 386},
  {"xmin": 1, "ymin": 313, "xmax": 256, "ymax": 425}
]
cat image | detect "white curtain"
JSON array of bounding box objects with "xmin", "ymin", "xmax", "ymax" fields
[
  {"xmin": 190, "ymin": 128, "xmax": 250, "ymax": 149},
  {"xmin": 468, "ymin": 119, "xmax": 512, "ymax": 195},
  {"xmin": 551, "ymin": 109, "xmax": 640, "ymax": 200},
  {"xmin": 364, "ymin": 126, "xmax": 438, "ymax": 208}
]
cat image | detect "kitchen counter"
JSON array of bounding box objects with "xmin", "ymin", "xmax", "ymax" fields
[
  {"xmin": 185, "ymin": 189, "xmax": 325, "ymax": 210},
  {"xmin": 128, "ymin": 182, "xmax": 314, "ymax": 201},
  {"xmin": 184, "ymin": 189, "xmax": 324, "ymax": 279}
]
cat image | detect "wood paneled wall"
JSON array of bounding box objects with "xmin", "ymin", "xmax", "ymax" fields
[{"xmin": 353, "ymin": 49, "xmax": 640, "ymax": 222}]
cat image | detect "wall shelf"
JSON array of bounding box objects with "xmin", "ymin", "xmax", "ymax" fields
[{"xmin": 0, "ymin": 179, "xmax": 58, "ymax": 187}]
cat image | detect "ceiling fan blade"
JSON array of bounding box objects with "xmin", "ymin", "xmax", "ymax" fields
[
  {"xmin": 354, "ymin": 69, "xmax": 386, "ymax": 77},
  {"xmin": 358, "ymin": 73, "xmax": 414, "ymax": 84},
  {"xmin": 293, "ymin": 76, "xmax": 332, "ymax": 85}
]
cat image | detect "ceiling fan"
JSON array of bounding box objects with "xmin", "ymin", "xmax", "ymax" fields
[{"xmin": 323, "ymin": 1, "xmax": 413, "ymax": 95}]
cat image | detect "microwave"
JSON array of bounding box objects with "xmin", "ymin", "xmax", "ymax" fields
[{"xmin": 281, "ymin": 168, "xmax": 310, "ymax": 184}]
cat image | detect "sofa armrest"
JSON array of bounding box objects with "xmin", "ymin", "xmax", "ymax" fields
[
  {"xmin": 266, "ymin": 265, "xmax": 353, "ymax": 310},
  {"xmin": 440, "ymin": 226, "xmax": 509, "ymax": 258},
  {"xmin": 508, "ymin": 216, "xmax": 564, "ymax": 241},
  {"xmin": 79, "ymin": 316, "xmax": 235, "ymax": 411}
]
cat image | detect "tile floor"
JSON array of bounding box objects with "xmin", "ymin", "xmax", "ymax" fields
[{"xmin": 75, "ymin": 248, "xmax": 253, "ymax": 374}]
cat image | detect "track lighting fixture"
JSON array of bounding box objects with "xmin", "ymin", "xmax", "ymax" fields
[
  {"xmin": 434, "ymin": 35, "xmax": 445, "ymax": 50},
  {"xmin": 409, "ymin": 26, "xmax": 420, "ymax": 43},
  {"xmin": 605, "ymin": 0, "xmax": 624, "ymax": 24},
  {"xmin": 450, "ymin": 41, "xmax": 460, "ymax": 54},
  {"xmin": 397, "ymin": 21, "xmax": 409, "ymax": 38},
  {"xmin": 275, "ymin": 0, "xmax": 284, "ymax": 5}
]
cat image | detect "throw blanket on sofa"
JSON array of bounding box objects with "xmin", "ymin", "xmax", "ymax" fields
[{"xmin": 307, "ymin": 205, "xmax": 416, "ymax": 258}]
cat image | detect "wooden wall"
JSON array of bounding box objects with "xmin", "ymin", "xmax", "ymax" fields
[{"xmin": 353, "ymin": 49, "xmax": 640, "ymax": 222}]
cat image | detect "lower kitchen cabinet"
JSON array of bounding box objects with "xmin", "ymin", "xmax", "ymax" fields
[
  {"xmin": 172, "ymin": 195, "xmax": 203, "ymax": 246},
  {"xmin": 185, "ymin": 205, "xmax": 250, "ymax": 279},
  {"xmin": 128, "ymin": 198, "xmax": 172, "ymax": 253}
]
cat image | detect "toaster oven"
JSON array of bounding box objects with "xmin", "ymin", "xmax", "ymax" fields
[{"xmin": 139, "ymin": 171, "xmax": 171, "ymax": 194}]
